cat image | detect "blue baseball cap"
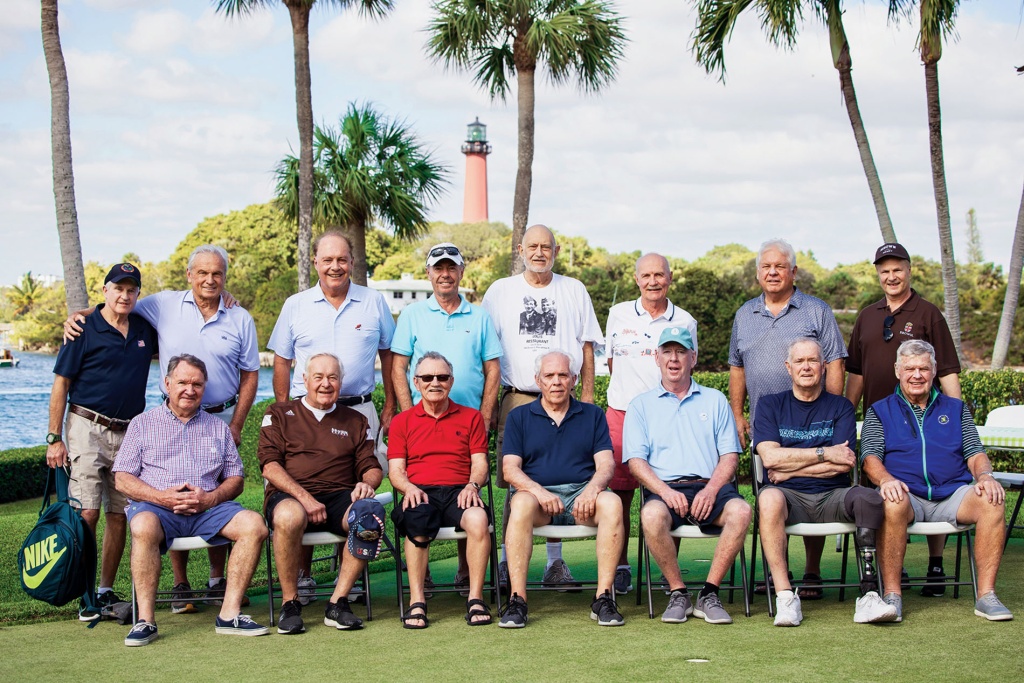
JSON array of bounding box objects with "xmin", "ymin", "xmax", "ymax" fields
[
  {"xmin": 346, "ymin": 499, "xmax": 385, "ymax": 560},
  {"xmin": 658, "ymin": 326, "xmax": 695, "ymax": 350}
]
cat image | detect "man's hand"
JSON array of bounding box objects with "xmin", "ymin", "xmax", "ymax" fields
[
  {"xmin": 402, "ymin": 485, "xmax": 428, "ymax": 510},
  {"xmin": 352, "ymin": 482, "xmax": 376, "ymax": 502},
  {"xmin": 45, "ymin": 441, "xmax": 69, "ymax": 468},
  {"xmin": 660, "ymin": 488, "xmax": 690, "ymax": 519},
  {"xmin": 571, "ymin": 485, "xmax": 600, "ymax": 523},
  {"xmin": 380, "ymin": 402, "xmax": 396, "ymax": 437},
  {"xmin": 734, "ymin": 414, "xmax": 750, "ymax": 451},
  {"xmin": 879, "ymin": 478, "xmax": 909, "ymax": 503},
  {"xmin": 689, "ymin": 485, "xmax": 718, "ymax": 522},
  {"xmin": 221, "ymin": 290, "xmax": 239, "ymax": 308},
  {"xmin": 975, "ymin": 475, "xmax": 1005, "ymax": 505},
  {"xmin": 229, "ymin": 422, "xmax": 243, "ymax": 446},
  {"xmin": 299, "ymin": 494, "xmax": 328, "ymax": 526},
  {"xmin": 457, "ymin": 484, "xmax": 483, "ymax": 509},
  {"xmin": 63, "ymin": 313, "xmax": 87, "ymax": 343},
  {"xmin": 534, "ymin": 487, "xmax": 565, "ymax": 517},
  {"xmin": 826, "ymin": 441, "xmax": 856, "ymax": 468},
  {"xmin": 167, "ymin": 483, "xmax": 200, "ymax": 515}
]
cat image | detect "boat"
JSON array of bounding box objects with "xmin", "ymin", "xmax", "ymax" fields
[{"xmin": 0, "ymin": 349, "xmax": 18, "ymax": 368}]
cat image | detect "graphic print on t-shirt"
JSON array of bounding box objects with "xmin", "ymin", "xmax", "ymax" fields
[{"xmin": 519, "ymin": 295, "xmax": 556, "ymax": 337}]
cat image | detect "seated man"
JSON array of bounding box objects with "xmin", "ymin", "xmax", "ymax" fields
[
  {"xmin": 500, "ymin": 350, "xmax": 624, "ymax": 628},
  {"xmin": 863, "ymin": 339, "xmax": 1012, "ymax": 622},
  {"xmin": 388, "ymin": 352, "xmax": 492, "ymax": 628},
  {"xmin": 113, "ymin": 354, "xmax": 269, "ymax": 646},
  {"xmin": 257, "ymin": 352, "xmax": 385, "ymax": 634},
  {"xmin": 754, "ymin": 338, "xmax": 895, "ymax": 626},
  {"xmin": 624, "ymin": 327, "xmax": 752, "ymax": 625}
]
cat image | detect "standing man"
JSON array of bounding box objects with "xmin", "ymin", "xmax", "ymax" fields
[
  {"xmin": 846, "ymin": 243, "xmax": 962, "ymax": 597},
  {"xmin": 46, "ymin": 263, "xmax": 158, "ymax": 621},
  {"xmin": 482, "ymin": 224, "xmax": 604, "ymax": 591},
  {"xmin": 391, "ymin": 242, "xmax": 502, "ymax": 592},
  {"xmin": 604, "ymin": 252, "xmax": 698, "ymax": 595},
  {"xmin": 728, "ymin": 238, "xmax": 847, "ymax": 597},
  {"xmin": 65, "ymin": 245, "xmax": 261, "ymax": 610}
]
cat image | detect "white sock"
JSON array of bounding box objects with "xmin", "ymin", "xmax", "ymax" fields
[
  {"xmin": 545, "ymin": 541, "xmax": 562, "ymax": 568},
  {"xmin": 97, "ymin": 587, "xmax": 112, "ymax": 595},
  {"xmin": 617, "ymin": 564, "xmax": 631, "ymax": 571},
  {"xmin": 501, "ymin": 545, "xmax": 507, "ymax": 563},
  {"xmin": 209, "ymin": 578, "xmax": 222, "ymax": 588},
  {"xmin": 777, "ymin": 589, "xmax": 795, "ymax": 600}
]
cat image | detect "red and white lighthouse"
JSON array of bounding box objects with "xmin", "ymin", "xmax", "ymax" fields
[{"xmin": 461, "ymin": 117, "xmax": 491, "ymax": 224}]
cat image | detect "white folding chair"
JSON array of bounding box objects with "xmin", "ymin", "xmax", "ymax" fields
[
  {"xmin": 984, "ymin": 405, "xmax": 1024, "ymax": 547},
  {"xmin": 130, "ymin": 536, "xmax": 218, "ymax": 625},
  {"xmin": 903, "ymin": 520, "xmax": 978, "ymax": 600}
]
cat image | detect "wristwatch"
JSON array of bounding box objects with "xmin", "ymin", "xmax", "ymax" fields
[
  {"xmin": 45, "ymin": 432, "xmax": 61, "ymax": 445},
  {"xmin": 815, "ymin": 446, "xmax": 825, "ymax": 463},
  {"xmin": 467, "ymin": 482, "xmax": 481, "ymax": 491}
]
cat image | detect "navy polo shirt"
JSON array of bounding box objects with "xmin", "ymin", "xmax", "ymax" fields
[
  {"xmin": 53, "ymin": 305, "xmax": 158, "ymax": 420},
  {"xmin": 502, "ymin": 397, "xmax": 612, "ymax": 486}
]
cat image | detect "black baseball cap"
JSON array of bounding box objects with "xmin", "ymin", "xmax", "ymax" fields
[
  {"xmin": 104, "ymin": 262, "xmax": 142, "ymax": 286},
  {"xmin": 873, "ymin": 243, "xmax": 911, "ymax": 264}
]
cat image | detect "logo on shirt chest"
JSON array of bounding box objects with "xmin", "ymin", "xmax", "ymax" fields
[
  {"xmin": 331, "ymin": 428, "xmax": 349, "ymax": 437},
  {"xmin": 901, "ymin": 322, "xmax": 914, "ymax": 337},
  {"xmin": 938, "ymin": 415, "xmax": 949, "ymax": 425},
  {"xmin": 137, "ymin": 340, "xmax": 146, "ymax": 348}
]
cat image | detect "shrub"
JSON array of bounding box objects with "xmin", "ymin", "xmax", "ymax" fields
[{"xmin": 0, "ymin": 447, "xmax": 48, "ymax": 504}]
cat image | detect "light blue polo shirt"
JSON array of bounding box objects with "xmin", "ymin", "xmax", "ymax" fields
[
  {"xmin": 135, "ymin": 290, "xmax": 260, "ymax": 406},
  {"xmin": 268, "ymin": 282, "xmax": 396, "ymax": 398},
  {"xmin": 622, "ymin": 380, "xmax": 741, "ymax": 481},
  {"xmin": 391, "ymin": 294, "xmax": 503, "ymax": 409}
]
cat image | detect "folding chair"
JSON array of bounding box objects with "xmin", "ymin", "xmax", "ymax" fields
[
  {"xmin": 635, "ymin": 487, "xmax": 750, "ymax": 619},
  {"xmin": 902, "ymin": 521, "xmax": 977, "ymax": 600},
  {"xmin": 131, "ymin": 536, "xmax": 220, "ymax": 625},
  {"xmin": 983, "ymin": 406, "xmax": 1024, "ymax": 547},
  {"xmin": 265, "ymin": 492, "xmax": 396, "ymax": 623},
  {"xmin": 749, "ymin": 452, "xmax": 861, "ymax": 616},
  {"xmin": 392, "ymin": 478, "xmax": 502, "ymax": 618}
]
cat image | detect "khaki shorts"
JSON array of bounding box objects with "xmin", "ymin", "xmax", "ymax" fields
[
  {"xmin": 65, "ymin": 411, "xmax": 128, "ymax": 513},
  {"xmin": 495, "ymin": 390, "xmax": 539, "ymax": 488}
]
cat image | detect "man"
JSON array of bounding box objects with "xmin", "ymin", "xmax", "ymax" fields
[
  {"xmin": 862, "ymin": 340, "xmax": 1013, "ymax": 622},
  {"xmin": 499, "ymin": 351, "xmax": 624, "ymax": 628},
  {"xmin": 46, "ymin": 263, "xmax": 157, "ymax": 621},
  {"xmin": 269, "ymin": 230, "xmax": 396, "ymax": 601},
  {"xmin": 67, "ymin": 245, "xmax": 261, "ymax": 611},
  {"xmin": 391, "ymin": 242, "xmax": 502, "ymax": 593},
  {"xmin": 729, "ymin": 238, "xmax": 847, "ymax": 597},
  {"xmin": 753, "ymin": 338, "xmax": 896, "ymax": 626},
  {"xmin": 257, "ymin": 352, "xmax": 386, "ymax": 634},
  {"xmin": 483, "ymin": 224, "xmax": 604, "ymax": 591},
  {"xmin": 624, "ymin": 327, "xmax": 751, "ymax": 625},
  {"xmin": 388, "ymin": 352, "xmax": 492, "ymax": 627},
  {"xmin": 846, "ymin": 242, "xmax": 962, "ymax": 596},
  {"xmin": 114, "ymin": 355, "xmax": 270, "ymax": 646},
  {"xmin": 604, "ymin": 252, "xmax": 698, "ymax": 595}
]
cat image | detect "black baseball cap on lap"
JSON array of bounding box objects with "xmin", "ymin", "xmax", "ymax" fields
[
  {"xmin": 873, "ymin": 243, "xmax": 911, "ymax": 264},
  {"xmin": 104, "ymin": 263, "xmax": 142, "ymax": 286}
]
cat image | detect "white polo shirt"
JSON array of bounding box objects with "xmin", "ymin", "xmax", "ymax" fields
[{"xmin": 604, "ymin": 298, "xmax": 697, "ymax": 411}]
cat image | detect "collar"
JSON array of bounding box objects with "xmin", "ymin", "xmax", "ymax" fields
[
  {"xmin": 895, "ymin": 384, "xmax": 939, "ymax": 412},
  {"xmin": 874, "ymin": 288, "xmax": 920, "ymax": 313},
  {"xmin": 632, "ymin": 298, "xmax": 677, "ymax": 322},
  {"xmin": 753, "ymin": 288, "xmax": 804, "ymax": 314},
  {"xmin": 90, "ymin": 304, "xmax": 140, "ymax": 336},
  {"xmin": 301, "ymin": 397, "xmax": 337, "ymax": 416},
  {"xmin": 657, "ymin": 379, "xmax": 702, "ymax": 402},
  {"xmin": 426, "ymin": 293, "xmax": 470, "ymax": 314},
  {"xmin": 159, "ymin": 400, "xmax": 201, "ymax": 424},
  {"xmin": 528, "ymin": 395, "xmax": 583, "ymax": 419},
  {"xmin": 413, "ymin": 399, "xmax": 460, "ymax": 418},
  {"xmin": 311, "ymin": 281, "xmax": 364, "ymax": 303},
  {"xmin": 183, "ymin": 289, "xmax": 226, "ymax": 314}
]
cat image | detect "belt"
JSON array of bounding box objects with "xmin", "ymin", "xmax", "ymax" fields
[
  {"xmin": 203, "ymin": 395, "xmax": 239, "ymax": 414},
  {"xmin": 501, "ymin": 385, "xmax": 540, "ymax": 398},
  {"xmin": 338, "ymin": 394, "xmax": 373, "ymax": 407},
  {"xmin": 666, "ymin": 477, "xmax": 710, "ymax": 485},
  {"xmin": 69, "ymin": 404, "xmax": 131, "ymax": 432}
]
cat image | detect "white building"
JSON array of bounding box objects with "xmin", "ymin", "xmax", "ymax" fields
[{"xmin": 369, "ymin": 273, "xmax": 473, "ymax": 315}]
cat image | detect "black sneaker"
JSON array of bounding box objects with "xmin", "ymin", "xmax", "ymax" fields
[
  {"xmin": 170, "ymin": 582, "xmax": 198, "ymax": 614},
  {"xmin": 277, "ymin": 599, "xmax": 305, "ymax": 635},
  {"xmin": 206, "ymin": 578, "xmax": 250, "ymax": 607},
  {"xmin": 124, "ymin": 620, "xmax": 158, "ymax": 647},
  {"xmin": 498, "ymin": 593, "xmax": 528, "ymax": 629},
  {"xmin": 921, "ymin": 567, "xmax": 947, "ymax": 597},
  {"xmin": 590, "ymin": 591, "xmax": 624, "ymax": 626},
  {"xmin": 324, "ymin": 598, "xmax": 363, "ymax": 630},
  {"xmin": 78, "ymin": 598, "xmax": 100, "ymax": 622},
  {"xmin": 97, "ymin": 590, "xmax": 126, "ymax": 619}
]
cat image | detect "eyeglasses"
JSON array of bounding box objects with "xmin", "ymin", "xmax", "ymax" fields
[
  {"xmin": 429, "ymin": 246, "xmax": 461, "ymax": 258},
  {"xmin": 415, "ymin": 374, "xmax": 452, "ymax": 383},
  {"xmin": 883, "ymin": 315, "xmax": 896, "ymax": 342}
]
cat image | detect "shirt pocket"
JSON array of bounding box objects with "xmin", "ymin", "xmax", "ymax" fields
[{"xmin": 193, "ymin": 438, "xmax": 224, "ymax": 484}]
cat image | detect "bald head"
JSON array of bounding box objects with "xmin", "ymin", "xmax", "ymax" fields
[
  {"xmin": 519, "ymin": 224, "xmax": 559, "ymax": 274},
  {"xmin": 635, "ymin": 252, "xmax": 671, "ymax": 309}
]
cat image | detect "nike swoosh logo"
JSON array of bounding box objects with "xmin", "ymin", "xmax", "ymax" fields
[{"xmin": 22, "ymin": 547, "xmax": 67, "ymax": 589}]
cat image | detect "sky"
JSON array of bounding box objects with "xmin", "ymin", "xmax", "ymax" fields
[{"xmin": 1, "ymin": 0, "xmax": 1022, "ymax": 287}]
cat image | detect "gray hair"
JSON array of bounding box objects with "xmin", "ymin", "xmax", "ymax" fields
[
  {"xmin": 896, "ymin": 339, "xmax": 937, "ymax": 371},
  {"xmin": 314, "ymin": 230, "xmax": 353, "ymax": 256},
  {"xmin": 534, "ymin": 349, "xmax": 574, "ymax": 376},
  {"xmin": 305, "ymin": 352, "xmax": 343, "ymax": 379},
  {"xmin": 187, "ymin": 245, "xmax": 229, "ymax": 277},
  {"xmin": 634, "ymin": 252, "xmax": 670, "ymax": 277},
  {"xmin": 414, "ymin": 351, "xmax": 454, "ymax": 375},
  {"xmin": 787, "ymin": 337, "xmax": 823, "ymax": 362},
  {"xmin": 756, "ymin": 238, "xmax": 797, "ymax": 270},
  {"xmin": 166, "ymin": 353, "xmax": 208, "ymax": 381}
]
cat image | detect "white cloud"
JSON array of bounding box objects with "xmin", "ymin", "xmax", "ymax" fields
[
  {"xmin": 122, "ymin": 9, "xmax": 189, "ymax": 54},
  {"xmin": 192, "ymin": 6, "xmax": 280, "ymax": 56}
]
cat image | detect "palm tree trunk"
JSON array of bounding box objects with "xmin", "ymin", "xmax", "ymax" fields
[
  {"xmin": 510, "ymin": 66, "xmax": 536, "ymax": 275},
  {"xmin": 287, "ymin": 1, "xmax": 314, "ymax": 292},
  {"xmin": 343, "ymin": 220, "xmax": 369, "ymax": 286},
  {"xmin": 991, "ymin": 182, "xmax": 1024, "ymax": 369},
  {"xmin": 41, "ymin": 0, "xmax": 87, "ymax": 314},
  {"xmin": 924, "ymin": 59, "xmax": 964, "ymax": 362}
]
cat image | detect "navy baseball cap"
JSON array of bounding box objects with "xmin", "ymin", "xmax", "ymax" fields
[
  {"xmin": 658, "ymin": 326, "xmax": 695, "ymax": 350},
  {"xmin": 104, "ymin": 262, "xmax": 142, "ymax": 286},
  {"xmin": 873, "ymin": 243, "xmax": 911, "ymax": 264},
  {"xmin": 347, "ymin": 498, "xmax": 385, "ymax": 560}
]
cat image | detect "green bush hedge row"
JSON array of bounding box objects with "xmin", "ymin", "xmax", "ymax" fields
[{"xmin": 0, "ymin": 446, "xmax": 48, "ymax": 504}]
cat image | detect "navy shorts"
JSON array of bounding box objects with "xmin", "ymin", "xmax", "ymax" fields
[
  {"xmin": 125, "ymin": 500, "xmax": 246, "ymax": 554},
  {"xmin": 392, "ymin": 485, "xmax": 489, "ymax": 543},
  {"xmin": 642, "ymin": 482, "xmax": 742, "ymax": 534},
  {"xmin": 265, "ymin": 489, "xmax": 354, "ymax": 536}
]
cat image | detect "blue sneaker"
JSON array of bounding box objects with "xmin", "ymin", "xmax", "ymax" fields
[
  {"xmin": 215, "ymin": 613, "xmax": 270, "ymax": 636},
  {"xmin": 124, "ymin": 620, "xmax": 158, "ymax": 647}
]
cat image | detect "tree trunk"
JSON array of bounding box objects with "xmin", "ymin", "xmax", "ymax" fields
[
  {"xmin": 924, "ymin": 59, "xmax": 964, "ymax": 362},
  {"xmin": 991, "ymin": 182, "xmax": 1024, "ymax": 369},
  {"xmin": 826, "ymin": 2, "xmax": 896, "ymax": 243},
  {"xmin": 41, "ymin": 0, "xmax": 87, "ymax": 314},
  {"xmin": 343, "ymin": 220, "xmax": 368, "ymax": 286},
  {"xmin": 287, "ymin": 1, "xmax": 314, "ymax": 292},
  {"xmin": 510, "ymin": 66, "xmax": 536, "ymax": 275}
]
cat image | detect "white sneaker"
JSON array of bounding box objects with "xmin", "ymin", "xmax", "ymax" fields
[
  {"xmin": 297, "ymin": 571, "xmax": 317, "ymax": 606},
  {"xmin": 773, "ymin": 591, "xmax": 803, "ymax": 627},
  {"xmin": 854, "ymin": 590, "xmax": 899, "ymax": 623}
]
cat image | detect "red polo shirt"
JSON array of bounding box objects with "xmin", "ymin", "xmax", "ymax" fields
[{"xmin": 387, "ymin": 400, "xmax": 488, "ymax": 486}]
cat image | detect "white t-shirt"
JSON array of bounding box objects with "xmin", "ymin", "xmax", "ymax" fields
[
  {"xmin": 482, "ymin": 272, "xmax": 603, "ymax": 392},
  {"xmin": 605, "ymin": 299, "xmax": 698, "ymax": 411}
]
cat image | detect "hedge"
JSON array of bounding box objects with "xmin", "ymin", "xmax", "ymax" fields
[{"xmin": 0, "ymin": 446, "xmax": 48, "ymax": 504}]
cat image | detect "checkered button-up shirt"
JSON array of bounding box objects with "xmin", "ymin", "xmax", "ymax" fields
[{"xmin": 113, "ymin": 402, "xmax": 244, "ymax": 493}]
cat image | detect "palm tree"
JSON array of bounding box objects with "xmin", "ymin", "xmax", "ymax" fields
[
  {"xmin": 426, "ymin": 0, "xmax": 627, "ymax": 274},
  {"xmin": 8, "ymin": 272, "xmax": 42, "ymax": 317},
  {"xmin": 214, "ymin": 0, "xmax": 395, "ymax": 292},
  {"xmin": 274, "ymin": 103, "xmax": 449, "ymax": 285},
  {"xmin": 692, "ymin": 0, "xmax": 897, "ymax": 243},
  {"xmin": 991, "ymin": 184, "xmax": 1024, "ymax": 368},
  {"xmin": 41, "ymin": 0, "xmax": 88, "ymax": 313}
]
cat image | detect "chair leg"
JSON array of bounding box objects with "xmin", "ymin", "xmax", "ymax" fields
[
  {"xmin": 739, "ymin": 546, "xmax": 751, "ymax": 617},
  {"xmin": 266, "ymin": 535, "xmax": 275, "ymax": 625},
  {"xmin": 953, "ymin": 532, "xmax": 963, "ymax": 600},
  {"xmin": 635, "ymin": 520, "xmax": 644, "ymax": 608},
  {"xmin": 131, "ymin": 576, "xmax": 137, "ymax": 626},
  {"xmin": 363, "ymin": 566, "xmax": 373, "ymax": 622},
  {"xmin": 490, "ymin": 528, "xmax": 502, "ymax": 607},
  {"xmin": 1004, "ymin": 487, "xmax": 1023, "ymax": 549},
  {"xmin": 393, "ymin": 532, "xmax": 405, "ymax": 620},
  {"xmin": 964, "ymin": 529, "xmax": 978, "ymax": 601},
  {"xmin": 839, "ymin": 533, "xmax": 850, "ymax": 602}
]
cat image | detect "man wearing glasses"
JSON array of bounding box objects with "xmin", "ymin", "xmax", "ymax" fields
[{"xmin": 845, "ymin": 243, "xmax": 961, "ymax": 597}]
